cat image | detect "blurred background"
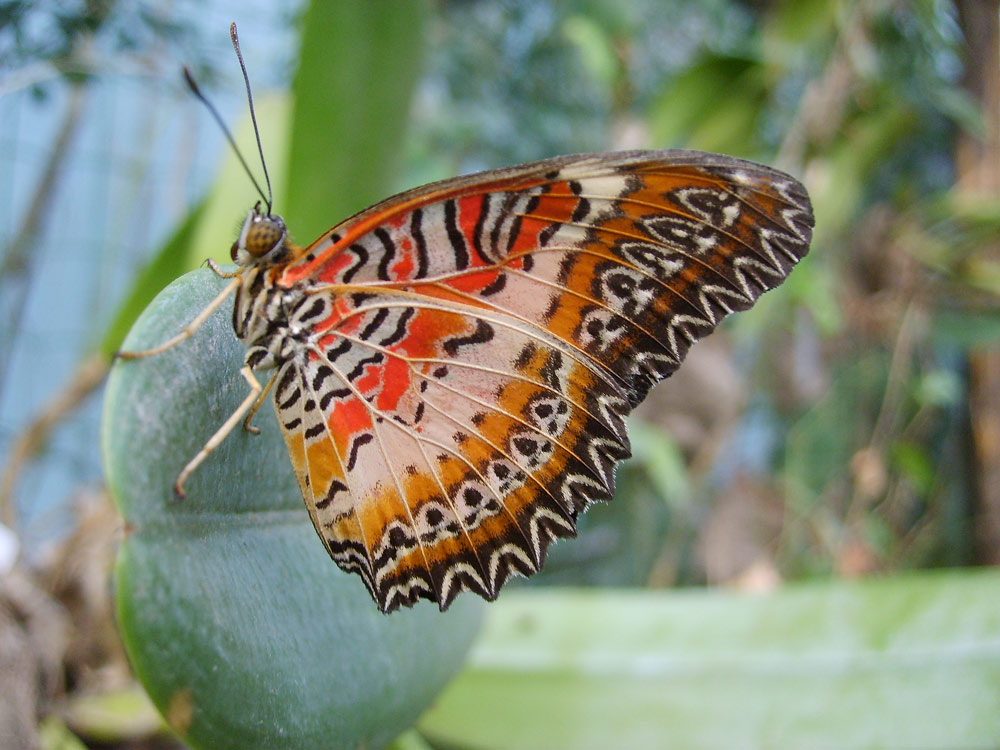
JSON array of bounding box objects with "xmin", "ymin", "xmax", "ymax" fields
[{"xmin": 1, "ymin": 0, "xmax": 998, "ymax": 747}]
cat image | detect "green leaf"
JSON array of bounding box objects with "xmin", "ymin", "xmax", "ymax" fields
[
  {"xmin": 810, "ymin": 100, "xmax": 917, "ymax": 246},
  {"xmin": 649, "ymin": 54, "xmax": 767, "ymax": 155},
  {"xmin": 286, "ymin": 1, "xmax": 430, "ymax": 239},
  {"xmin": 562, "ymin": 15, "xmax": 620, "ymax": 92},
  {"xmin": 38, "ymin": 716, "xmax": 89, "ymax": 750},
  {"xmin": 104, "ymin": 270, "xmax": 483, "ymax": 750},
  {"xmin": 761, "ymin": 0, "xmax": 838, "ymax": 67},
  {"xmin": 62, "ymin": 686, "xmax": 165, "ymax": 743},
  {"xmin": 420, "ymin": 570, "xmax": 1000, "ymax": 749},
  {"xmin": 628, "ymin": 420, "xmax": 690, "ymax": 505},
  {"xmin": 890, "ymin": 440, "xmax": 935, "ymax": 496}
]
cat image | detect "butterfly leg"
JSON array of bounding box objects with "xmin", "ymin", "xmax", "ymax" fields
[
  {"xmin": 116, "ymin": 277, "xmax": 241, "ymax": 359},
  {"xmin": 174, "ymin": 364, "xmax": 262, "ymax": 498},
  {"xmin": 241, "ymin": 370, "xmax": 277, "ymax": 435},
  {"xmin": 206, "ymin": 258, "xmax": 240, "ymax": 279}
]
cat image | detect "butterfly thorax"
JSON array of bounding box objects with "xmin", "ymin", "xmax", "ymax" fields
[{"xmin": 230, "ymin": 207, "xmax": 311, "ymax": 371}]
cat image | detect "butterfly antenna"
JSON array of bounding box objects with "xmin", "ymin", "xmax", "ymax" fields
[
  {"xmin": 182, "ymin": 66, "xmax": 271, "ymax": 211},
  {"xmin": 229, "ymin": 22, "xmax": 273, "ymax": 215}
]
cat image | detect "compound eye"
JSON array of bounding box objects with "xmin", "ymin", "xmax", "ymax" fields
[
  {"xmin": 230, "ymin": 241, "xmax": 240, "ymax": 262},
  {"xmin": 244, "ymin": 216, "xmax": 285, "ymax": 257}
]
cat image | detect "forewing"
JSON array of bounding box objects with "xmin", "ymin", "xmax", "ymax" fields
[{"xmin": 274, "ymin": 150, "xmax": 814, "ymax": 612}]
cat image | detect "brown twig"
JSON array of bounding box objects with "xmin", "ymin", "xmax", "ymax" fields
[
  {"xmin": 0, "ymin": 355, "xmax": 109, "ymax": 532},
  {"xmin": 0, "ymin": 83, "xmax": 89, "ymax": 400}
]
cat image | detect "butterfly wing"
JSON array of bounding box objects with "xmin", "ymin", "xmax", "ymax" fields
[{"xmin": 271, "ymin": 150, "xmax": 814, "ymax": 612}]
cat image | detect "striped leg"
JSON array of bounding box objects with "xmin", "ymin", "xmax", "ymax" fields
[
  {"xmin": 116, "ymin": 277, "xmax": 241, "ymax": 359},
  {"xmin": 242, "ymin": 370, "xmax": 277, "ymax": 434},
  {"xmin": 174, "ymin": 364, "xmax": 262, "ymax": 498}
]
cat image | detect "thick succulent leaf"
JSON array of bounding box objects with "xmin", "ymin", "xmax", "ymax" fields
[{"xmin": 103, "ymin": 270, "xmax": 483, "ymax": 750}]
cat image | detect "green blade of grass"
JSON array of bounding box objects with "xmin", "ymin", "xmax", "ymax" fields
[{"xmin": 286, "ymin": 1, "xmax": 430, "ymax": 239}]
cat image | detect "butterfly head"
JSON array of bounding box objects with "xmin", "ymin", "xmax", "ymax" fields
[{"xmin": 232, "ymin": 204, "xmax": 291, "ymax": 266}]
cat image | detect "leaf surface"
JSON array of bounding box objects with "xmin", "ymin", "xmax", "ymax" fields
[{"xmin": 104, "ymin": 270, "xmax": 482, "ymax": 750}]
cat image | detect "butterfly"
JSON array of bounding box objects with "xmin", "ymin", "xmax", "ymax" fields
[
  {"xmin": 119, "ymin": 29, "xmax": 813, "ymax": 614},
  {"xmin": 122, "ymin": 147, "xmax": 813, "ymax": 613}
]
